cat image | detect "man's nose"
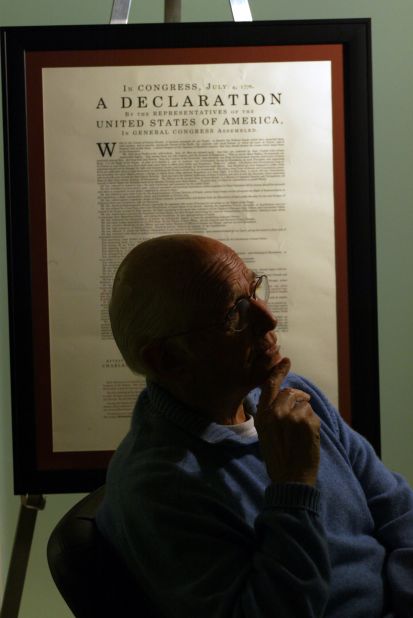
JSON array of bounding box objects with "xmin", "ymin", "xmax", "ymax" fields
[{"xmin": 249, "ymin": 298, "xmax": 277, "ymax": 333}]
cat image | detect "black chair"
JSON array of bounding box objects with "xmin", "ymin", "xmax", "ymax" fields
[{"xmin": 47, "ymin": 486, "xmax": 161, "ymax": 617}]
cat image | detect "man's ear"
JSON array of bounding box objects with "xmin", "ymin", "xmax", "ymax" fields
[{"xmin": 140, "ymin": 340, "xmax": 189, "ymax": 379}]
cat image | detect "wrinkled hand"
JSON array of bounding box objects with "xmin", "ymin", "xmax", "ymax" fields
[{"xmin": 255, "ymin": 359, "xmax": 321, "ymax": 487}]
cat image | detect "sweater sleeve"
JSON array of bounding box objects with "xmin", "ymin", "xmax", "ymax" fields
[
  {"xmin": 338, "ymin": 421, "xmax": 413, "ymax": 616},
  {"xmin": 290, "ymin": 374, "xmax": 413, "ymax": 617},
  {"xmin": 107, "ymin": 469, "xmax": 330, "ymax": 618}
]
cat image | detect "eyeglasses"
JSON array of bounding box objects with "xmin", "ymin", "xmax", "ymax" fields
[
  {"xmin": 224, "ymin": 274, "xmax": 270, "ymax": 333},
  {"xmin": 160, "ymin": 274, "xmax": 270, "ymax": 340}
]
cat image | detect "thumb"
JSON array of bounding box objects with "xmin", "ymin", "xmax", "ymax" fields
[{"xmin": 258, "ymin": 358, "xmax": 291, "ymax": 411}]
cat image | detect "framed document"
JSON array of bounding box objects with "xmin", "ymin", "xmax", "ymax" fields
[{"xmin": 1, "ymin": 19, "xmax": 378, "ymax": 493}]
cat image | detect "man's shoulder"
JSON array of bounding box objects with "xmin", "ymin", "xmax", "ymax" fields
[
  {"xmin": 107, "ymin": 401, "xmax": 204, "ymax": 492},
  {"xmin": 282, "ymin": 372, "xmax": 318, "ymax": 390}
]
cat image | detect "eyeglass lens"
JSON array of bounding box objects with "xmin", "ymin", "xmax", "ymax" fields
[{"xmin": 253, "ymin": 275, "xmax": 269, "ymax": 302}]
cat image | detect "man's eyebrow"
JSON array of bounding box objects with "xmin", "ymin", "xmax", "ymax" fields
[{"xmin": 230, "ymin": 271, "xmax": 257, "ymax": 304}]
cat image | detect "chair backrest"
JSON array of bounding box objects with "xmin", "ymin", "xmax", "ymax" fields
[{"xmin": 47, "ymin": 486, "xmax": 161, "ymax": 618}]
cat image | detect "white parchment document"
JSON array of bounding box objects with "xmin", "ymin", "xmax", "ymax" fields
[{"xmin": 42, "ymin": 61, "xmax": 337, "ymax": 452}]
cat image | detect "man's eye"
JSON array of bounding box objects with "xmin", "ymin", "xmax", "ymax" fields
[{"xmin": 226, "ymin": 306, "xmax": 239, "ymax": 325}]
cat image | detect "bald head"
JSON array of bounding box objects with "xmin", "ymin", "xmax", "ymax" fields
[{"xmin": 109, "ymin": 235, "xmax": 241, "ymax": 376}]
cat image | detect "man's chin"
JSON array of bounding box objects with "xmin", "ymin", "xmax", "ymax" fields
[
  {"xmin": 249, "ymin": 356, "xmax": 285, "ymax": 388},
  {"xmin": 259, "ymin": 347, "xmax": 283, "ymax": 369}
]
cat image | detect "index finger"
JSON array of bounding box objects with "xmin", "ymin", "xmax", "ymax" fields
[{"xmin": 258, "ymin": 358, "xmax": 291, "ymax": 411}]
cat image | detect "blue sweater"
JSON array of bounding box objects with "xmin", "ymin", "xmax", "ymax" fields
[{"xmin": 97, "ymin": 374, "xmax": 413, "ymax": 617}]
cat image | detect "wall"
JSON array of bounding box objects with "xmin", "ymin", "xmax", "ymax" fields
[{"xmin": 0, "ymin": 1, "xmax": 412, "ymax": 616}]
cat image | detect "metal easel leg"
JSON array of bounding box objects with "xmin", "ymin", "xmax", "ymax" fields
[
  {"xmin": 110, "ymin": 0, "xmax": 132, "ymax": 24},
  {"xmin": 165, "ymin": 0, "xmax": 181, "ymax": 23},
  {"xmin": 229, "ymin": 0, "xmax": 253, "ymax": 21},
  {"xmin": 0, "ymin": 495, "xmax": 46, "ymax": 618}
]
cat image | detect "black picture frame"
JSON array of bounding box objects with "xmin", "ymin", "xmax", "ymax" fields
[{"xmin": 1, "ymin": 19, "xmax": 378, "ymax": 494}]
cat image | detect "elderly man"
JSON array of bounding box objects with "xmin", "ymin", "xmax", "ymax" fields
[{"xmin": 97, "ymin": 234, "xmax": 413, "ymax": 617}]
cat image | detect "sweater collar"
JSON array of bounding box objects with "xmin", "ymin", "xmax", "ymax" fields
[{"xmin": 144, "ymin": 380, "xmax": 260, "ymax": 445}]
